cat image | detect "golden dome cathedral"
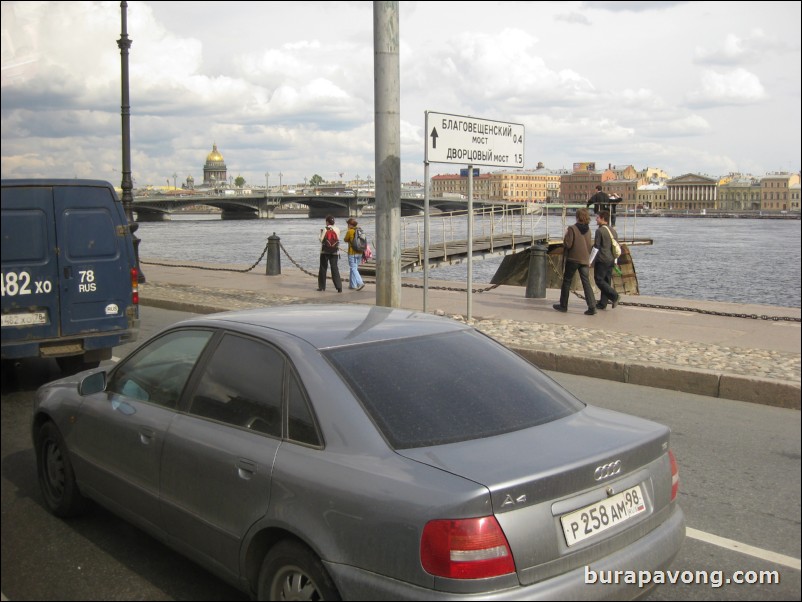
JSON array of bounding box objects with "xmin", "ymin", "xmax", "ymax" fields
[{"xmin": 203, "ymin": 142, "xmax": 227, "ymax": 186}]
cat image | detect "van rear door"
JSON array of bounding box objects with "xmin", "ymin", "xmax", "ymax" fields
[
  {"xmin": 54, "ymin": 185, "xmax": 132, "ymax": 337},
  {"xmin": 0, "ymin": 186, "xmax": 61, "ymax": 343}
]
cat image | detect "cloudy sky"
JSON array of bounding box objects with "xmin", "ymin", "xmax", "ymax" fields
[{"xmin": 2, "ymin": 1, "xmax": 799, "ymax": 189}]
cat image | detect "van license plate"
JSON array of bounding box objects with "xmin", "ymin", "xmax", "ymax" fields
[
  {"xmin": 2, "ymin": 312, "xmax": 47, "ymax": 327},
  {"xmin": 560, "ymin": 485, "xmax": 646, "ymax": 547}
]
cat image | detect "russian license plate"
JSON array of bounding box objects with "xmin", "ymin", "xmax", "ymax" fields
[
  {"xmin": 560, "ymin": 485, "xmax": 646, "ymax": 547},
  {"xmin": 1, "ymin": 311, "xmax": 47, "ymax": 327}
]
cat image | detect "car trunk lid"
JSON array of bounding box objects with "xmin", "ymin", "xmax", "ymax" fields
[{"xmin": 397, "ymin": 405, "xmax": 673, "ymax": 583}]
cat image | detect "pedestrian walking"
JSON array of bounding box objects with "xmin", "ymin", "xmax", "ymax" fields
[
  {"xmin": 591, "ymin": 209, "xmax": 621, "ymax": 310},
  {"xmin": 553, "ymin": 207, "xmax": 597, "ymax": 315},
  {"xmin": 317, "ymin": 215, "xmax": 343, "ymax": 292},
  {"xmin": 343, "ymin": 218, "xmax": 366, "ymax": 291}
]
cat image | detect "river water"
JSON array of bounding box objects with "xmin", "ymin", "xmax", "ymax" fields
[{"xmin": 135, "ymin": 214, "xmax": 801, "ymax": 309}]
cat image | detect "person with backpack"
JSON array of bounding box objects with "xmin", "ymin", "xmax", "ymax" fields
[
  {"xmin": 590, "ymin": 209, "xmax": 621, "ymax": 310},
  {"xmin": 343, "ymin": 217, "xmax": 366, "ymax": 291},
  {"xmin": 317, "ymin": 215, "xmax": 343, "ymax": 292}
]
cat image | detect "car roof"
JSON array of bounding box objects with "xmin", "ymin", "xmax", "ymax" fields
[
  {"xmin": 1, "ymin": 178, "xmax": 115, "ymax": 188},
  {"xmin": 177, "ymin": 304, "xmax": 470, "ymax": 349}
]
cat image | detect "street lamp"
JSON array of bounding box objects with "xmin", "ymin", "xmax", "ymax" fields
[
  {"xmin": 279, "ymin": 172, "xmax": 283, "ymax": 191},
  {"xmin": 172, "ymin": 172, "xmax": 177, "ymax": 190},
  {"xmin": 118, "ymin": 1, "xmax": 144, "ymax": 282},
  {"xmin": 265, "ymin": 172, "xmax": 270, "ymax": 193}
]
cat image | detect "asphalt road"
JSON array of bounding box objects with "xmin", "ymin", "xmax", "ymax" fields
[{"xmin": 1, "ymin": 306, "xmax": 799, "ymax": 601}]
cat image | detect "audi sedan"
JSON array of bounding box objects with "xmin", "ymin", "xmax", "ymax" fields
[{"xmin": 33, "ymin": 305, "xmax": 685, "ymax": 600}]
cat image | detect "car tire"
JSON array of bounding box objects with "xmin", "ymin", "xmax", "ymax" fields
[
  {"xmin": 35, "ymin": 421, "xmax": 87, "ymax": 517},
  {"xmin": 257, "ymin": 540, "xmax": 340, "ymax": 601}
]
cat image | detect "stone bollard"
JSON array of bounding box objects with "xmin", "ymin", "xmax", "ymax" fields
[
  {"xmin": 266, "ymin": 232, "xmax": 281, "ymax": 275},
  {"xmin": 525, "ymin": 245, "xmax": 548, "ymax": 298}
]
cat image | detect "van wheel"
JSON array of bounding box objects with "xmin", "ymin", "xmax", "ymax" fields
[
  {"xmin": 35, "ymin": 421, "xmax": 87, "ymax": 517},
  {"xmin": 257, "ymin": 541, "xmax": 340, "ymax": 601},
  {"xmin": 56, "ymin": 356, "xmax": 99, "ymax": 375}
]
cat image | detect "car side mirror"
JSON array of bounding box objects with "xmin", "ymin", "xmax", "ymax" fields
[{"xmin": 79, "ymin": 371, "xmax": 107, "ymax": 396}]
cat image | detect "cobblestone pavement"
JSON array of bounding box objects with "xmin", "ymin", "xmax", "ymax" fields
[{"xmin": 140, "ymin": 281, "xmax": 800, "ymax": 385}]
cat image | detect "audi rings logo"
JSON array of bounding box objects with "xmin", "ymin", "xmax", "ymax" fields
[{"xmin": 594, "ymin": 460, "xmax": 622, "ymax": 481}]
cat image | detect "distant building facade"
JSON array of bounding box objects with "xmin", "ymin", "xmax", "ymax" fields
[
  {"xmin": 560, "ymin": 167, "xmax": 615, "ymax": 203},
  {"xmin": 665, "ymin": 173, "xmax": 718, "ymax": 211},
  {"xmin": 429, "ymin": 163, "xmax": 561, "ymax": 202},
  {"xmin": 637, "ymin": 183, "xmax": 668, "ymax": 209},
  {"xmin": 718, "ymin": 176, "xmax": 761, "ymax": 211},
  {"xmin": 760, "ymin": 172, "xmax": 800, "ymax": 211}
]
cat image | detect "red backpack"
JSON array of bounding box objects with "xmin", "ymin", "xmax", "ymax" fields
[{"xmin": 322, "ymin": 227, "xmax": 339, "ymax": 253}]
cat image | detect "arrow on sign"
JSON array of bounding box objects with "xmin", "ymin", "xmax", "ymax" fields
[{"xmin": 430, "ymin": 127, "xmax": 439, "ymax": 149}]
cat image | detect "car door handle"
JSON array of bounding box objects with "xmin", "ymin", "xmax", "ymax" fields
[
  {"xmin": 237, "ymin": 458, "xmax": 257, "ymax": 480},
  {"xmin": 139, "ymin": 427, "xmax": 155, "ymax": 445}
]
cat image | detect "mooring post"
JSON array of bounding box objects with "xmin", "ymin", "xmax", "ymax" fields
[
  {"xmin": 266, "ymin": 233, "xmax": 281, "ymax": 275},
  {"xmin": 525, "ymin": 244, "xmax": 548, "ymax": 298}
]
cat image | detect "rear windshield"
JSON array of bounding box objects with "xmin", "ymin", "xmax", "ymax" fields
[{"xmin": 325, "ymin": 330, "xmax": 584, "ymax": 449}]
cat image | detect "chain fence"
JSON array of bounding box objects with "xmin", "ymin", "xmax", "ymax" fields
[{"xmin": 141, "ymin": 241, "xmax": 800, "ymax": 323}]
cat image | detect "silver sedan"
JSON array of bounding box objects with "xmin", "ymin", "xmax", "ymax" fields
[{"xmin": 33, "ymin": 304, "xmax": 685, "ymax": 600}]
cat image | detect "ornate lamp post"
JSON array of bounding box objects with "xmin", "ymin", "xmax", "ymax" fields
[{"xmin": 118, "ymin": 1, "xmax": 144, "ymax": 282}]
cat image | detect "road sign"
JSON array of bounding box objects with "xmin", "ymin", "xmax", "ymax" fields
[{"xmin": 425, "ymin": 111, "xmax": 524, "ymax": 168}]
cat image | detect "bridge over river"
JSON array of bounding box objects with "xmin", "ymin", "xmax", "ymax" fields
[{"xmin": 132, "ymin": 192, "xmax": 497, "ymax": 220}]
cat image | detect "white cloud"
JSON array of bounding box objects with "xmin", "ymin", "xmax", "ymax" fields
[
  {"xmin": 686, "ymin": 68, "xmax": 767, "ymax": 108},
  {"xmin": 1, "ymin": 1, "xmax": 799, "ymax": 186}
]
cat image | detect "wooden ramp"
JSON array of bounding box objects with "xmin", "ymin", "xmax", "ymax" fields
[{"xmin": 358, "ymin": 233, "xmax": 542, "ymax": 276}]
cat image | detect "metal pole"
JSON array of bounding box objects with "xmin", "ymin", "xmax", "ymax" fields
[
  {"xmin": 118, "ymin": 1, "xmax": 133, "ymax": 222},
  {"xmin": 467, "ymin": 165, "xmax": 473, "ymax": 320},
  {"xmin": 373, "ymin": 1, "xmax": 401, "ymax": 307},
  {"xmin": 423, "ymin": 160, "xmax": 430, "ymax": 312},
  {"xmin": 118, "ymin": 1, "xmax": 144, "ymax": 282}
]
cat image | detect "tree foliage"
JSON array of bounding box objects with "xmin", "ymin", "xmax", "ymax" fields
[
  {"xmin": 309, "ymin": 174, "xmax": 324, "ymax": 186},
  {"xmin": 235, "ymin": 175, "xmax": 246, "ymax": 188}
]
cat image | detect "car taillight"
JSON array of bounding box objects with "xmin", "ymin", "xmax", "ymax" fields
[
  {"xmin": 669, "ymin": 450, "xmax": 679, "ymax": 501},
  {"xmin": 420, "ymin": 516, "xmax": 515, "ymax": 579},
  {"xmin": 131, "ymin": 268, "xmax": 139, "ymax": 305}
]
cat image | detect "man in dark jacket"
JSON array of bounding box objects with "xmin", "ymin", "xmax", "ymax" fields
[
  {"xmin": 586, "ymin": 185, "xmax": 609, "ymax": 213},
  {"xmin": 591, "ymin": 210, "xmax": 620, "ymax": 310}
]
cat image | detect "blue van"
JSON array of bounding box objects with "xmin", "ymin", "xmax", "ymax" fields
[{"xmin": 1, "ymin": 179, "xmax": 140, "ymax": 373}]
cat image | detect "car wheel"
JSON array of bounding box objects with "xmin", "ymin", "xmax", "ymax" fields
[
  {"xmin": 257, "ymin": 540, "xmax": 340, "ymax": 601},
  {"xmin": 35, "ymin": 421, "xmax": 87, "ymax": 517}
]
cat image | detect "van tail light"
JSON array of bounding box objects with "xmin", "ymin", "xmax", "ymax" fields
[
  {"xmin": 421, "ymin": 516, "xmax": 515, "ymax": 579},
  {"xmin": 669, "ymin": 450, "xmax": 679, "ymax": 501},
  {"xmin": 131, "ymin": 268, "xmax": 139, "ymax": 305}
]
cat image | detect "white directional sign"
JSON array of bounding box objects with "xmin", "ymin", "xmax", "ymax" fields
[{"xmin": 425, "ymin": 111, "xmax": 524, "ymax": 168}]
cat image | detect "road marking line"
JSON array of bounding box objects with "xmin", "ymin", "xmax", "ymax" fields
[{"xmin": 686, "ymin": 527, "xmax": 801, "ymax": 570}]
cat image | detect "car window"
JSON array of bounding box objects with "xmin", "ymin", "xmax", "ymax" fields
[
  {"xmin": 325, "ymin": 329, "xmax": 584, "ymax": 449},
  {"xmin": 188, "ymin": 333, "xmax": 284, "ymax": 437},
  {"xmin": 108, "ymin": 329, "xmax": 214, "ymax": 409},
  {"xmin": 287, "ymin": 370, "xmax": 321, "ymax": 447}
]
